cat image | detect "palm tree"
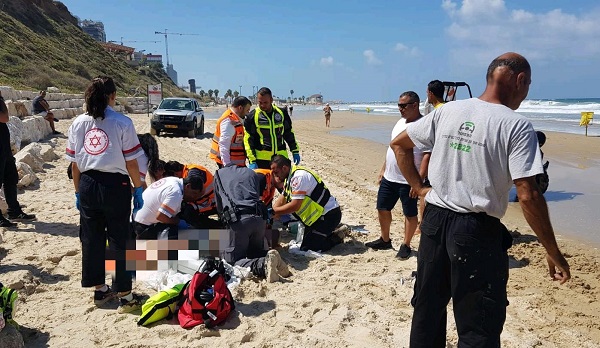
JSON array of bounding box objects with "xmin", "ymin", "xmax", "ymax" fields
[
  {"xmin": 233, "ymin": 91, "xmax": 239, "ymax": 98},
  {"xmin": 208, "ymin": 89, "xmax": 214, "ymax": 100},
  {"xmin": 199, "ymin": 90, "xmax": 206, "ymax": 98},
  {"xmin": 225, "ymin": 89, "xmax": 233, "ymax": 102},
  {"xmin": 214, "ymin": 89, "xmax": 219, "ymax": 104},
  {"xmin": 290, "ymin": 89, "xmax": 294, "ymax": 103},
  {"xmin": 301, "ymin": 95, "xmax": 305, "ymax": 103}
]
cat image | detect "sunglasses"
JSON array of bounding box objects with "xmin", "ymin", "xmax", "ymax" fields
[{"xmin": 398, "ymin": 101, "xmax": 416, "ymax": 109}]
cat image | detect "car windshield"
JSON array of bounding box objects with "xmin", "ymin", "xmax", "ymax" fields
[{"xmin": 159, "ymin": 99, "xmax": 194, "ymax": 111}]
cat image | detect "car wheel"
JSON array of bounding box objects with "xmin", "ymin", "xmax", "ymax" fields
[
  {"xmin": 198, "ymin": 118, "xmax": 204, "ymax": 135},
  {"xmin": 188, "ymin": 120, "xmax": 197, "ymax": 138},
  {"xmin": 150, "ymin": 127, "xmax": 160, "ymax": 136}
]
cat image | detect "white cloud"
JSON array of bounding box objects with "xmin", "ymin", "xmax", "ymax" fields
[
  {"xmin": 394, "ymin": 43, "xmax": 422, "ymax": 57},
  {"xmin": 320, "ymin": 56, "xmax": 334, "ymax": 67},
  {"xmin": 363, "ymin": 49, "xmax": 382, "ymax": 65},
  {"xmin": 442, "ymin": 0, "xmax": 600, "ymax": 64}
]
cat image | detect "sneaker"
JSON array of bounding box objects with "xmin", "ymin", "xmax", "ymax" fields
[
  {"xmin": 117, "ymin": 293, "xmax": 146, "ymax": 314},
  {"xmin": 52, "ymin": 130, "xmax": 62, "ymax": 135},
  {"xmin": 0, "ymin": 217, "xmax": 16, "ymax": 228},
  {"xmin": 265, "ymin": 250, "xmax": 288, "ymax": 283},
  {"xmin": 365, "ymin": 237, "xmax": 392, "ymax": 250},
  {"xmin": 93, "ymin": 286, "xmax": 116, "ymax": 306},
  {"xmin": 53, "ymin": 118, "xmax": 59, "ymax": 122},
  {"xmin": 396, "ymin": 244, "xmax": 412, "ymax": 260},
  {"xmin": 7, "ymin": 212, "xmax": 36, "ymax": 222}
]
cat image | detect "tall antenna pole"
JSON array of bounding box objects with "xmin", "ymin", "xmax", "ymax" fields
[{"xmin": 164, "ymin": 29, "xmax": 169, "ymax": 66}]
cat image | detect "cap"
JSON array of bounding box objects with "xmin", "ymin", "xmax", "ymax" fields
[{"xmin": 184, "ymin": 169, "xmax": 206, "ymax": 190}]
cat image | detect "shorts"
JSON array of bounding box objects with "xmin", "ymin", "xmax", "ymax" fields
[{"xmin": 376, "ymin": 177, "xmax": 418, "ymax": 217}]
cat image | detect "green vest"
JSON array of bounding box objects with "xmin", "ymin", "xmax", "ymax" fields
[
  {"xmin": 0, "ymin": 284, "xmax": 18, "ymax": 326},
  {"xmin": 244, "ymin": 104, "xmax": 290, "ymax": 162},
  {"xmin": 284, "ymin": 166, "xmax": 331, "ymax": 226},
  {"xmin": 137, "ymin": 283, "xmax": 185, "ymax": 326}
]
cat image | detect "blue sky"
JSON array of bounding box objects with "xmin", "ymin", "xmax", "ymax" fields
[{"xmin": 59, "ymin": 0, "xmax": 600, "ymax": 101}]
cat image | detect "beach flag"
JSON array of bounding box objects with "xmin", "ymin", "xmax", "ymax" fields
[{"xmin": 580, "ymin": 112, "xmax": 594, "ymax": 136}]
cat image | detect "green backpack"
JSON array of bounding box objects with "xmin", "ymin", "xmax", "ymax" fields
[
  {"xmin": 0, "ymin": 283, "xmax": 18, "ymax": 326},
  {"xmin": 137, "ymin": 283, "xmax": 185, "ymax": 326}
]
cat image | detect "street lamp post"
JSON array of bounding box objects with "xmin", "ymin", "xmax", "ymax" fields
[{"xmin": 239, "ymin": 85, "xmax": 242, "ymax": 96}]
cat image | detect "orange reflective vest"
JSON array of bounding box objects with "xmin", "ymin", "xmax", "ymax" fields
[
  {"xmin": 182, "ymin": 164, "xmax": 215, "ymax": 214},
  {"xmin": 210, "ymin": 109, "xmax": 246, "ymax": 166},
  {"xmin": 254, "ymin": 168, "xmax": 275, "ymax": 205}
]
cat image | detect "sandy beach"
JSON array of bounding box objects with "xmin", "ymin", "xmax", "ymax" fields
[{"xmin": 1, "ymin": 109, "xmax": 599, "ymax": 347}]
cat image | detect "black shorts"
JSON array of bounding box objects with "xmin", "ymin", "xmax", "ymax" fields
[{"xmin": 376, "ymin": 177, "xmax": 418, "ymax": 217}]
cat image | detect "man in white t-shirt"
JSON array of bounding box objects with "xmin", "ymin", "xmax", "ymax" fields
[
  {"xmin": 133, "ymin": 174, "xmax": 204, "ymax": 240},
  {"xmin": 270, "ymin": 155, "xmax": 343, "ymax": 252},
  {"xmin": 391, "ymin": 52, "xmax": 570, "ymax": 347},
  {"xmin": 365, "ymin": 91, "xmax": 430, "ymax": 260}
]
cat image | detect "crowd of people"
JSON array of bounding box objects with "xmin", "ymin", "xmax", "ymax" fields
[{"xmin": 1, "ymin": 52, "xmax": 572, "ymax": 345}]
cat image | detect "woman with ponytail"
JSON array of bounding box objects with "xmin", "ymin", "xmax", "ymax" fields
[
  {"xmin": 136, "ymin": 133, "xmax": 161, "ymax": 187},
  {"xmin": 65, "ymin": 76, "xmax": 146, "ymax": 313}
]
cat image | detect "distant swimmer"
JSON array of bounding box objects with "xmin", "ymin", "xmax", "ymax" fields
[{"xmin": 323, "ymin": 103, "xmax": 333, "ymax": 127}]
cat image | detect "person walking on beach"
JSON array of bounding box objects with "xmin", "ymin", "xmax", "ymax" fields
[
  {"xmin": 32, "ymin": 90, "xmax": 60, "ymax": 135},
  {"xmin": 391, "ymin": 52, "xmax": 571, "ymax": 347},
  {"xmin": 323, "ymin": 103, "xmax": 333, "ymax": 127},
  {"xmin": 210, "ymin": 96, "xmax": 252, "ymax": 168},
  {"xmin": 244, "ymin": 87, "xmax": 301, "ymax": 169},
  {"xmin": 66, "ymin": 76, "xmax": 146, "ymax": 313},
  {"xmin": 365, "ymin": 91, "xmax": 430, "ymax": 260},
  {"xmin": 0, "ymin": 91, "xmax": 37, "ymax": 228}
]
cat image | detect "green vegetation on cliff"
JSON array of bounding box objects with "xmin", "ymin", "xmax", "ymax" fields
[{"xmin": 0, "ymin": 0, "xmax": 188, "ymax": 97}]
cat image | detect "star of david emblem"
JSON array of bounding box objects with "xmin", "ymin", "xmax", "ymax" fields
[
  {"xmin": 83, "ymin": 128, "xmax": 109, "ymax": 155},
  {"xmin": 89, "ymin": 135, "xmax": 102, "ymax": 148}
]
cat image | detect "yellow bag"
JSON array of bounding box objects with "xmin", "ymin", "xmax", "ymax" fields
[{"xmin": 137, "ymin": 283, "xmax": 185, "ymax": 326}]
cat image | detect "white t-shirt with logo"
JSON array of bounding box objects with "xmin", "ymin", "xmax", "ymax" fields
[
  {"xmin": 406, "ymin": 98, "xmax": 543, "ymax": 219},
  {"xmin": 134, "ymin": 177, "xmax": 184, "ymax": 225},
  {"xmin": 289, "ymin": 169, "xmax": 339, "ymax": 214},
  {"xmin": 384, "ymin": 118, "xmax": 428, "ymax": 184},
  {"xmin": 66, "ymin": 106, "xmax": 143, "ymax": 175}
]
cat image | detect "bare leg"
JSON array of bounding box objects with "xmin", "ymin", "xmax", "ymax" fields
[
  {"xmin": 45, "ymin": 116, "xmax": 56, "ymax": 132},
  {"xmin": 403, "ymin": 215, "xmax": 418, "ymax": 246},
  {"xmin": 378, "ymin": 209, "xmax": 392, "ymax": 242}
]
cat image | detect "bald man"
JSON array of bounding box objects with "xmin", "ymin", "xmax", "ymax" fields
[{"xmin": 391, "ymin": 52, "xmax": 570, "ymax": 347}]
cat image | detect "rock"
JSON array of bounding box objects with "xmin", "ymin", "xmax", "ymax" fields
[
  {"xmin": 7, "ymin": 117, "xmax": 23, "ymax": 154},
  {"xmin": 14, "ymin": 144, "xmax": 44, "ymax": 172},
  {"xmin": 46, "ymin": 86, "xmax": 60, "ymax": 93},
  {"xmin": 38, "ymin": 144, "xmax": 58, "ymax": 162},
  {"xmin": 15, "ymin": 162, "xmax": 37, "ymax": 188},
  {"xmin": 20, "ymin": 116, "xmax": 51, "ymax": 144},
  {"xmin": 0, "ymin": 323, "xmax": 25, "ymax": 348}
]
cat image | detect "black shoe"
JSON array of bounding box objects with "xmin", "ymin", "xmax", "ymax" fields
[
  {"xmin": 93, "ymin": 286, "xmax": 117, "ymax": 306},
  {"xmin": 365, "ymin": 237, "xmax": 393, "ymax": 250},
  {"xmin": 52, "ymin": 130, "xmax": 62, "ymax": 135},
  {"xmin": 0, "ymin": 217, "xmax": 16, "ymax": 228},
  {"xmin": 53, "ymin": 118, "xmax": 59, "ymax": 122},
  {"xmin": 396, "ymin": 244, "xmax": 412, "ymax": 260},
  {"xmin": 7, "ymin": 212, "xmax": 36, "ymax": 221}
]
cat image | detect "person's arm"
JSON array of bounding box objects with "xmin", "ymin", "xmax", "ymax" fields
[
  {"xmin": 390, "ymin": 131, "xmax": 429, "ymax": 197},
  {"xmin": 377, "ymin": 159, "xmax": 386, "ymax": 185},
  {"xmin": 72, "ymin": 162, "xmax": 81, "ymax": 192},
  {"xmin": 41, "ymin": 99, "xmax": 51, "ymax": 112},
  {"xmin": 419, "ymin": 152, "xmax": 431, "ymax": 180},
  {"xmin": 272, "ymin": 198, "xmax": 302, "ymax": 215},
  {"xmin": 219, "ymin": 118, "xmax": 234, "ymax": 165},
  {"xmin": 126, "ymin": 159, "xmax": 143, "ymax": 188},
  {"xmin": 243, "ymin": 111, "xmax": 257, "ymax": 164},
  {"xmin": 515, "ymin": 176, "xmax": 570, "ymax": 284},
  {"xmin": 156, "ymin": 211, "xmax": 179, "ymax": 225},
  {"xmin": 282, "ymin": 109, "xmax": 300, "ymax": 154}
]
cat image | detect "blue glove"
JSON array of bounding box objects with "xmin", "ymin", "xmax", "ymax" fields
[
  {"xmin": 293, "ymin": 153, "xmax": 301, "ymax": 165},
  {"xmin": 267, "ymin": 207, "xmax": 274, "ymax": 219},
  {"xmin": 75, "ymin": 192, "xmax": 80, "ymax": 211},
  {"xmin": 248, "ymin": 162, "xmax": 258, "ymax": 170},
  {"xmin": 177, "ymin": 219, "xmax": 189, "ymax": 229},
  {"xmin": 133, "ymin": 186, "xmax": 144, "ymax": 214}
]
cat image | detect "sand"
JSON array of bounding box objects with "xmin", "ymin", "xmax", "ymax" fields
[{"xmin": 1, "ymin": 109, "xmax": 599, "ymax": 347}]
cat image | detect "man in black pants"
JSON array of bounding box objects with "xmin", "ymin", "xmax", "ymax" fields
[
  {"xmin": 0, "ymin": 91, "xmax": 36, "ymax": 227},
  {"xmin": 214, "ymin": 164, "xmax": 290, "ymax": 282}
]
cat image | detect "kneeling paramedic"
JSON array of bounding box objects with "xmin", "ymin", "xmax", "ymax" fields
[
  {"xmin": 214, "ymin": 164, "xmax": 290, "ymax": 282},
  {"xmin": 163, "ymin": 161, "xmax": 222, "ymax": 228},
  {"xmin": 133, "ymin": 173, "xmax": 204, "ymax": 239},
  {"xmin": 270, "ymin": 155, "xmax": 343, "ymax": 252}
]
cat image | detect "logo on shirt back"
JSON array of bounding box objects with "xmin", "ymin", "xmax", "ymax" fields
[
  {"xmin": 84, "ymin": 128, "xmax": 109, "ymax": 155},
  {"xmin": 458, "ymin": 122, "xmax": 475, "ymax": 137},
  {"xmin": 150, "ymin": 178, "xmax": 166, "ymax": 189}
]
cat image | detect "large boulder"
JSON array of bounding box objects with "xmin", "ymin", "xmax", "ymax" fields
[
  {"xmin": 20, "ymin": 116, "xmax": 51, "ymax": 144},
  {"xmin": 16, "ymin": 162, "xmax": 37, "ymax": 188},
  {"xmin": 0, "ymin": 323, "xmax": 25, "ymax": 348},
  {"xmin": 14, "ymin": 143, "xmax": 45, "ymax": 172},
  {"xmin": 7, "ymin": 117, "xmax": 23, "ymax": 155}
]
